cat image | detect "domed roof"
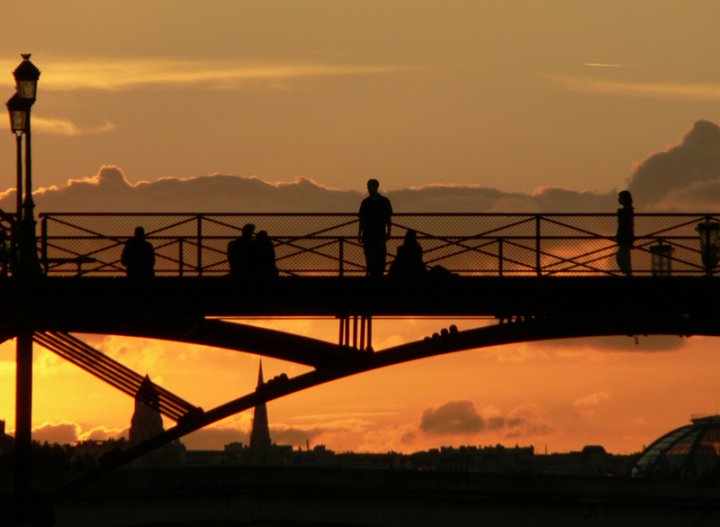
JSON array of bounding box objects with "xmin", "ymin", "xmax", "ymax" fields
[{"xmin": 633, "ymin": 415, "xmax": 720, "ymax": 479}]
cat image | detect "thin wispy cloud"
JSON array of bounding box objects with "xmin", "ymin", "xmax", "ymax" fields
[
  {"xmin": 545, "ymin": 73, "xmax": 720, "ymax": 101},
  {"xmin": 0, "ymin": 57, "xmax": 407, "ymax": 92},
  {"xmin": 33, "ymin": 116, "xmax": 115, "ymax": 136},
  {"xmin": 583, "ymin": 63, "xmax": 632, "ymax": 69}
]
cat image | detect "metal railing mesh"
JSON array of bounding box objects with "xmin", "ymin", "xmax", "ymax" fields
[{"xmin": 35, "ymin": 212, "xmax": 720, "ymax": 277}]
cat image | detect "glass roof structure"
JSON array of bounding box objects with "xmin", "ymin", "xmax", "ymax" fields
[{"xmin": 633, "ymin": 415, "xmax": 720, "ymax": 479}]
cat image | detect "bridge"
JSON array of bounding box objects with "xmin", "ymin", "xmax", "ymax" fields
[
  {"xmin": 4, "ymin": 52, "xmax": 718, "ymax": 525},
  {"xmin": 3, "ymin": 210, "xmax": 720, "ymax": 524}
]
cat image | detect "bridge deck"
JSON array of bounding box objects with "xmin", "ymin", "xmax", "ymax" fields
[{"xmin": 0, "ymin": 276, "xmax": 715, "ymax": 319}]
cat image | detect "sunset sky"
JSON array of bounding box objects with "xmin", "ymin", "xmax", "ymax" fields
[{"xmin": 3, "ymin": 1, "xmax": 720, "ymax": 454}]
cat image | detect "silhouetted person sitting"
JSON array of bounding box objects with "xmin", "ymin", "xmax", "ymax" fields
[
  {"xmin": 616, "ymin": 190, "xmax": 634, "ymax": 276},
  {"xmin": 253, "ymin": 230, "xmax": 279, "ymax": 280},
  {"xmin": 358, "ymin": 178, "xmax": 393, "ymax": 279},
  {"xmin": 389, "ymin": 229, "xmax": 426, "ymax": 280},
  {"xmin": 121, "ymin": 226, "xmax": 155, "ymax": 279},
  {"xmin": 228, "ymin": 223, "xmax": 255, "ymax": 277}
]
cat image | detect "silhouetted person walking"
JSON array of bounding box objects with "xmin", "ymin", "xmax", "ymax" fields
[
  {"xmin": 389, "ymin": 229, "xmax": 425, "ymax": 280},
  {"xmin": 254, "ymin": 230, "xmax": 279, "ymax": 280},
  {"xmin": 228, "ymin": 223, "xmax": 255, "ymax": 277},
  {"xmin": 359, "ymin": 179, "xmax": 393, "ymax": 279},
  {"xmin": 122, "ymin": 226, "xmax": 155, "ymax": 279},
  {"xmin": 616, "ymin": 190, "xmax": 634, "ymax": 276}
]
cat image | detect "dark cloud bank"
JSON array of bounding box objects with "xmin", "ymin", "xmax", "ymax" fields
[
  {"xmin": 417, "ymin": 400, "xmax": 552, "ymax": 440},
  {"xmin": 2, "ymin": 120, "xmax": 720, "ymax": 213}
]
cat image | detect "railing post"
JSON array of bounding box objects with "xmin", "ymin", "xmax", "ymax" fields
[
  {"xmin": 196, "ymin": 215, "xmax": 203, "ymax": 277},
  {"xmin": 339, "ymin": 237, "xmax": 345, "ymax": 278},
  {"xmin": 178, "ymin": 238, "xmax": 184, "ymax": 278},
  {"xmin": 498, "ymin": 237, "xmax": 503, "ymax": 277},
  {"xmin": 535, "ymin": 215, "xmax": 541, "ymax": 277}
]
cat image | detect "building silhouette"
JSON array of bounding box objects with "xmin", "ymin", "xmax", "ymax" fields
[
  {"xmin": 633, "ymin": 414, "xmax": 720, "ymax": 480},
  {"xmin": 248, "ymin": 361, "xmax": 273, "ymax": 463},
  {"xmin": 0, "ymin": 419, "xmax": 14, "ymax": 456},
  {"xmin": 129, "ymin": 375, "xmax": 185, "ymax": 468}
]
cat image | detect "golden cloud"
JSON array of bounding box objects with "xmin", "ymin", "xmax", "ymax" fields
[
  {"xmin": 545, "ymin": 73, "xmax": 720, "ymax": 101},
  {"xmin": 33, "ymin": 117, "xmax": 115, "ymax": 136},
  {"xmin": 0, "ymin": 57, "xmax": 407, "ymax": 92},
  {"xmin": 573, "ymin": 391, "xmax": 611, "ymax": 419}
]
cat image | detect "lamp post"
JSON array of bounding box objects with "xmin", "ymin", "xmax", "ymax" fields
[
  {"xmin": 13, "ymin": 54, "xmax": 40, "ymax": 222},
  {"xmin": 5, "ymin": 53, "xmax": 41, "ymax": 514},
  {"xmin": 5, "ymin": 93, "xmax": 27, "ymax": 221},
  {"xmin": 697, "ymin": 220, "xmax": 720, "ymax": 275},
  {"xmin": 7, "ymin": 54, "xmax": 42, "ymax": 280}
]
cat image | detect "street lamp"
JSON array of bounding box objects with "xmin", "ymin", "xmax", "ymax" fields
[
  {"xmin": 6, "ymin": 93, "xmax": 28, "ymax": 217},
  {"xmin": 12, "ymin": 54, "xmax": 40, "ymax": 222},
  {"xmin": 696, "ymin": 220, "xmax": 720, "ymax": 275},
  {"xmin": 6, "ymin": 54, "xmax": 42, "ymax": 281},
  {"xmin": 13, "ymin": 53, "xmax": 40, "ymax": 102},
  {"xmin": 5, "ymin": 52, "xmax": 42, "ymax": 514},
  {"xmin": 6, "ymin": 92, "xmax": 28, "ymax": 133}
]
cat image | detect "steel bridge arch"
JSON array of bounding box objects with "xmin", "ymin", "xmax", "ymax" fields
[{"xmin": 46, "ymin": 309, "xmax": 720, "ymax": 496}]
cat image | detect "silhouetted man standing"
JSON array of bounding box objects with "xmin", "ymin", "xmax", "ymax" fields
[
  {"xmin": 359, "ymin": 178, "xmax": 393, "ymax": 279},
  {"xmin": 616, "ymin": 190, "xmax": 634, "ymax": 276},
  {"xmin": 122, "ymin": 226, "xmax": 155, "ymax": 279}
]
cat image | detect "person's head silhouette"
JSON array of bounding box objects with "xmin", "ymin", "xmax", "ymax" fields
[
  {"xmin": 134, "ymin": 226, "xmax": 145, "ymax": 239},
  {"xmin": 242, "ymin": 223, "xmax": 256, "ymax": 238},
  {"xmin": 618, "ymin": 190, "xmax": 633, "ymax": 208},
  {"xmin": 367, "ymin": 179, "xmax": 380, "ymax": 195},
  {"xmin": 404, "ymin": 229, "xmax": 417, "ymax": 244}
]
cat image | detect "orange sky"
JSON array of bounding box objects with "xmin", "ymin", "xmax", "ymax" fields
[{"xmin": 3, "ymin": 1, "xmax": 720, "ymax": 454}]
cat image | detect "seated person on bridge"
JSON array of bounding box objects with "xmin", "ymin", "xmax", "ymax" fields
[
  {"xmin": 389, "ymin": 229, "xmax": 426, "ymax": 280},
  {"xmin": 121, "ymin": 226, "xmax": 155, "ymax": 279},
  {"xmin": 227, "ymin": 223, "xmax": 255, "ymax": 278},
  {"xmin": 253, "ymin": 230, "xmax": 279, "ymax": 280}
]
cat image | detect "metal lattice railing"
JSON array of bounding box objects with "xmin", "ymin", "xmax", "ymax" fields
[{"xmin": 34, "ymin": 212, "xmax": 720, "ymax": 277}]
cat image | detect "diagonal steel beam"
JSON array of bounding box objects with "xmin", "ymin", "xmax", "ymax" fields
[
  {"xmin": 59, "ymin": 315, "xmax": 347, "ymax": 368},
  {"xmin": 34, "ymin": 331, "xmax": 200, "ymax": 421}
]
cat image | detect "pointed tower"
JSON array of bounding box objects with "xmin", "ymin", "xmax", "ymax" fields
[
  {"xmin": 130, "ymin": 375, "xmax": 163, "ymax": 446},
  {"xmin": 250, "ymin": 361, "xmax": 272, "ymax": 452},
  {"xmin": 129, "ymin": 375, "xmax": 185, "ymax": 468}
]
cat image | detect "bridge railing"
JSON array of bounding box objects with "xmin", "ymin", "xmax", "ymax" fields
[{"xmin": 37, "ymin": 212, "xmax": 720, "ymax": 277}]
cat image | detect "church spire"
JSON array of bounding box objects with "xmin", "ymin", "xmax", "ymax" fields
[
  {"xmin": 257, "ymin": 360, "xmax": 265, "ymax": 387},
  {"xmin": 250, "ymin": 360, "xmax": 272, "ymax": 453}
]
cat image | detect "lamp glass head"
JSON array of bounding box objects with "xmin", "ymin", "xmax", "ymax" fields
[
  {"xmin": 9, "ymin": 110, "xmax": 27, "ymax": 134},
  {"xmin": 17, "ymin": 80, "xmax": 37, "ymax": 100},
  {"xmin": 6, "ymin": 93, "xmax": 28, "ymax": 134},
  {"xmin": 13, "ymin": 54, "xmax": 40, "ymax": 102}
]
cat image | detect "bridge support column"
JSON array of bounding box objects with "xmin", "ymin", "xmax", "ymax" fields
[
  {"xmin": 14, "ymin": 330, "xmax": 34, "ymax": 505},
  {"xmin": 338, "ymin": 315, "xmax": 373, "ymax": 351}
]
